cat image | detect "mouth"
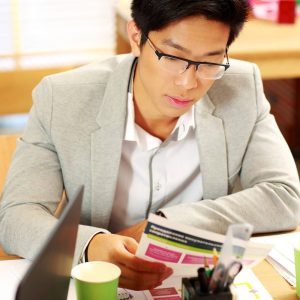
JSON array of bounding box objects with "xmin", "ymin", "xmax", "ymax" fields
[{"xmin": 166, "ymin": 95, "xmax": 193, "ymax": 108}]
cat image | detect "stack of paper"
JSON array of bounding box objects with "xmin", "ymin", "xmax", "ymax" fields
[
  {"xmin": 232, "ymin": 268, "xmax": 273, "ymax": 300},
  {"xmin": 253, "ymin": 232, "xmax": 300, "ymax": 287}
]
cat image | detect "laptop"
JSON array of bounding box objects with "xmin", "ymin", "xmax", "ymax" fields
[{"xmin": 15, "ymin": 186, "xmax": 84, "ymax": 300}]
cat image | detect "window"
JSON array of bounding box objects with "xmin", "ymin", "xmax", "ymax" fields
[{"xmin": 0, "ymin": 0, "xmax": 118, "ymax": 71}]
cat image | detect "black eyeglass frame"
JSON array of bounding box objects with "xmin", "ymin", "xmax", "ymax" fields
[{"xmin": 145, "ymin": 35, "xmax": 230, "ymax": 73}]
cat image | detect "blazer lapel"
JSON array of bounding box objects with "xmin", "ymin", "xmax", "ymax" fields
[
  {"xmin": 90, "ymin": 55, "xmax": 136, "ymax": 228},
  {"xmin": 195, "ymin": 94, "xmax": 228, "ymax": 199}
]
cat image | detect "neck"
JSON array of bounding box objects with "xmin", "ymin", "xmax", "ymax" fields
[
  {"xmin": 132, "ymin": 65, "xmax": 179, "ymax": 141},
  {"xmin": 133, "ymin": 100, "xmax": 178, "ymax": 141}
]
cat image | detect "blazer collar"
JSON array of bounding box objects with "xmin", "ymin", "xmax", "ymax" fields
[{"xmin": 96, "ymin": 55, "xmax": 137, "ymax": 127}]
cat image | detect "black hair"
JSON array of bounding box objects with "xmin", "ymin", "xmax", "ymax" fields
[{"xmin": 131, "ymin": 0, "xmax": 250, "ymax": 46}]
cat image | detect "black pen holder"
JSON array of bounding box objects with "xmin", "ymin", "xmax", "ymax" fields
[{"xmin": 182, "ymin": 277, "xmax": 233, "ymax": 300}]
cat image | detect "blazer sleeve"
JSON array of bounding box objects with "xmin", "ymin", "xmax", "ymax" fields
[
  {"xmin": 0, "ymin": 77, "xmax": 103, "ymax": 263},
  {"xmin": 160, "ymin": 64, "xmax": 300, "ymax": 234}
]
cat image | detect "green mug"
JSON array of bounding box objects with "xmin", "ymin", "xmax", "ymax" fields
[{"xmin": 71, "ymin": 261, "xmax": 121, "ymax": 300}]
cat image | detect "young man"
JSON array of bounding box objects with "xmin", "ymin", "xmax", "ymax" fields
[{"xmin": 1, "ymin": 0, "xmax": 299, "ymax": 291}]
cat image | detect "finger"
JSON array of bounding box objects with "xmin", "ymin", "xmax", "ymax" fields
[
  {"xmin": 112, "ymin": 238, "xmax": 138, "ymax": 264},
  {"xmin": 125, "ymin": 255, "xmax": 169, "ymax": 274},
  {"xmin": 119, "ymin": 266, "xmax": 173, "ymax": 291},
  {"xmin": 119, "ymin": 276, "xmax": 163, "ymax": 291},
  {"xmin": 114, "ymin": 237, "xmax": 173, "ymax": 275},
  {"xmin": 121, "ymin": 262, "xmax": 171, "ymax": 283},
  {"xmin": 118, "ymin": 265, "xmax": 165, "ymax": 291}
]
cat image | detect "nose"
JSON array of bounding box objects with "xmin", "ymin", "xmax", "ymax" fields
[
  {"xmin": 174, "ymin": 65, "xmax": 198, "ymax": 89},
  {"xmin": 175, "ymin": 66, "xmax": 198, "ymax": 90}
]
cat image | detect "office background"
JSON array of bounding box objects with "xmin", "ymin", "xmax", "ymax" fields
[
  {"xmin": 1, "ymin": 2, "xmax": 300, "ymax": 298},
  {"xmin": 0, "ymin": 0, "xmax": 299, "ymax": 174}
]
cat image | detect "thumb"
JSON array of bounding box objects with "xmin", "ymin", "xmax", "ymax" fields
[{"xmin": 123, "ymin": 237, "xmax": 138, "ymax": 255}]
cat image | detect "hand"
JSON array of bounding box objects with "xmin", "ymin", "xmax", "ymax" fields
[
  {"xmin": 117, "ymin": 219, "xmax": 147, "ymax": 242},
  {"xmin": 87, "ymin": 233, "xmax": 173, "ymax": 290}
]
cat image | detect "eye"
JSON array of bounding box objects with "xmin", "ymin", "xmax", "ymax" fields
[
  {"xmin": 205, "ymin": 64, "xmax": 219, "ymax": 69},
  {"xmin": 164, "ymin": 55, "xmax": 179, "ymax": 62}
]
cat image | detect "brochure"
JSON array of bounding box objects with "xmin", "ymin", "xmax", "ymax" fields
[{"xmin": 136, "ymin": 214, "xmax": 272, "ymax": 277}]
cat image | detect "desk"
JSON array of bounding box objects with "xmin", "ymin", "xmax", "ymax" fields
[
  {"xmin": 0, "ymin": 246, "xmax": 19, "ymax": 260},
  {"xmin": 253, "ymin": 261, "xmax": 296, "ymax": 299},
  {"xmin": 0, "ymin": 246, "xmax": 297, "ymax": 299},
  {"xmin": 115, "ymin": 6, "xmax": 300, "ymax": 154}
]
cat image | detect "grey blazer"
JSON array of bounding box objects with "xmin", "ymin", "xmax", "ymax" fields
[{"xmin": 1, "ymin": 54, "xmax": 299, "ymax": 263}]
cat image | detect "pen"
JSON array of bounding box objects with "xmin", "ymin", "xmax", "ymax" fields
[
  {"xmin": 207, "ymin": 263, "xmax": 226, "ymax": 293},
  {"xmin": 197, "ymin": 267, "xmax": 209, "ymax": 293},
  {"xmin": 212, "ymin": 247, "xmax": 219, "ymax": 267},
  {"xmin": 205, "ymin": 267, "xmax": 213, "ymax": 280},
  {"xmin": 224, "ymin": 261, "xmax": 243, "ymax": 287},
  {"xmin": 204, "ymin": 256, "xmax": 209, "ymax": 268},
  {"xmin": 208, "ymin": 260, "xmax": 243, "ymax": 293}
]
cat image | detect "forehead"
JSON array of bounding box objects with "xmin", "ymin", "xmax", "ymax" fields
[{"xmin": 150, "ymin": 16, "xmax": 230, "ymax": 58}]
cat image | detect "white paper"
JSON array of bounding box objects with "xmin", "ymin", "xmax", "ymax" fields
[
  {"xmin": 0, "ymin": 259, "xmax": 147, "ymax": 300},
  {"xmin": 0, "ymin": 259, "xmax": 30, "ymax": 300},
  {"xmin": 253, "ymin": 231, "xmax": 300, "ymax": 287},
  {"xmin": 232, "ymin": 268, "xmax": 273, "ymax": 300}
]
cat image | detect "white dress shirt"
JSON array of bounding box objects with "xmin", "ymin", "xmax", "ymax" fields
[{"xmin": 108, "ymin": 92, "xmax": 203, "ymax": 232}]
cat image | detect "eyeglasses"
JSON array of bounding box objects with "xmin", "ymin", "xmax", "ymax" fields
[{"xmin": 145, "ymin": 35, "xmax": 230, "ymax": 80}]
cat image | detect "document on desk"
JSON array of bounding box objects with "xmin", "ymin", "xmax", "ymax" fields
[
  {"xmin": 0, "ymin": 259, "xmax": 30, "ymax": 300},
  {"xmin": 253, "ymin": 232, "xmax": 300, "ymax": 287},
  {"xmin": 136, "ymin": 214, "xmax": 272, "ymax": 277},
  {"xmin": 0, "ymin": 216, "xmax": 274, "ymax": 300},
  {"xmin": 0, "ymin": 259, "xmax": 273, "ymax": 300},
  {"xmin": 0, "ymin": 259, "xmax": 147, "ymax": 300}
]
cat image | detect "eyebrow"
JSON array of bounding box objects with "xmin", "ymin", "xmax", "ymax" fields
[{"xmin": 161, "ymin": 38, "xmax": 226, "ymax": 57}]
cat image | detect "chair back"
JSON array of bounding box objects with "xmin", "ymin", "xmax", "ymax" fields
[
  {"xmin": 0, "ymin": 134, "xmax": 66, "ymax": 259},
  {"xmin": 0, "ymin": 134, "xmax": 18, "ymax": 193},
  {"xmin": 0, "ymin": 134, "xmax": 19, "ymax": 259}
]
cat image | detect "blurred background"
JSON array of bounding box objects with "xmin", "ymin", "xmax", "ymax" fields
[{"xmin": 0, "ymin": 0, "xmax": 300, "ymax": 171}]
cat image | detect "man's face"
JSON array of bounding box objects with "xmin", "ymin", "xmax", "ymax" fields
[{"xmin": 130, "ymin": 16, "xmax": 230, "ymax": 121}]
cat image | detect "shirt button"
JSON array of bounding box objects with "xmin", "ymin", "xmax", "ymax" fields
[{"xmin": 155, "ymin": 182, "xmax": 162, "ymax": 191}]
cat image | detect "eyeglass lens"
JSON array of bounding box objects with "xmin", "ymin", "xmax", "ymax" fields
[{"xmin": 159, "ymin": 56, "xmax": 226, "ymax": 79}]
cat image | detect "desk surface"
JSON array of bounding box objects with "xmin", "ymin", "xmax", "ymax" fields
[
  {"xmin": 0, "ymin": 248, "xmax": 297, "ymax": 299},
  {"xmin": 116, "ymin": 4, "xmax": 300, "ymax": 80},
  {"xmin": 253, "ymin": 260, "xmax": 296, "ymax": 299}
]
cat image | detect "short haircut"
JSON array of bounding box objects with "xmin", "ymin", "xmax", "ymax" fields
[{"xmin": 131, "ymin": 0, "xmax": 250, "ymax": 47}]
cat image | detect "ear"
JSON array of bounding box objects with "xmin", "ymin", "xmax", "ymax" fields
[{"xmin": 127, "ymin": 20, "xmax": 142, "ymax": 57}]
